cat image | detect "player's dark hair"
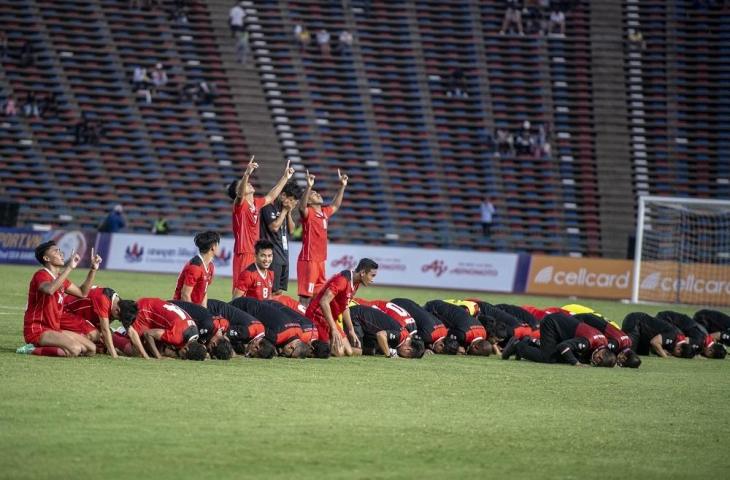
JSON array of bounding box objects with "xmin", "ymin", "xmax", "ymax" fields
[
  {"xmin": 289, "ymin": 340, "xmax": 311, "ymax": 359},
  {"xmin": 34, "ymin": 240, "xmax": 56, "ymax": 265},
  {"xmin": 226, "ymin": 180, "xmax": 239, "ymax": 200},
  {"xmin": 409, "ymin": 336, "xmax": 426, "ymax": 359},
  {"xmin": 619, "ymin": 349, "xmax": 642, "ymax": 369},
  {"xmin": 231, "ymin": 340, "xmax": 246, "ymax": 355},
  {"xmin": 118, "ymin": 300, "xmax": 138, "ymax": 329},
  {"xmin": 255, "ymin": 239, "xmax": 274, "ymax": 254},
  {"xmin": 355, "ymin": 258, "xmax": 378, "ymax": 273},
  {"xmin": 282, "ymin": 181, "xmax": 302, "ymax": 199},
  {"xmin": 256, "ymin": 338, "xmax": 276, "ymax": 359},
  {"xmin": 211, "ymin": 337, "xmax": 233, "ymax": 360},
  {"xmin": 468, "ymin": 339, "xmax": 492, "ymax": 356},
  {"xmin": 677, "ymin": 342, "xmax": 695, "ymax": 358},
  {"xmin": 194, "ymin": 231, "xmax": 220, "ymax": 253},
  {"xmin": 443, "ymin": 336, "xmax": 460, "ymax": 355},
  {"xmin": 594, "ymin": 349, "xmax": 617, "ymax": 367},
  {"xmin": 183, "ymin": 341, "xmax": 208, "ymax": 361},
  {"xmin": 707, "ymin": 343, "xmax": 727, "ymax": 359},
  {"xmin": 312, "ymin": 340, "xmax": 331, "ymax": 359}
]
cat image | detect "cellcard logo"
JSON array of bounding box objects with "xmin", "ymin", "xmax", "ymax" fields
[
  {"xmin": 214, "ymin": 247, "xmax": 232, "ymax": 267},
  {"xmin": 533, "ymin": 266, "xmax": 630, "ymax": 289},
  {"xmin": 526, "ymin": 256, "xmax": 634, "ymax": 299},
  {"xmin": 331, "ymin": 255, "xmax": 356, "ymax": 270},
  {"xmin": 125, "ymin": 243, "xmax": 144, "ymax": 263},
  {"xmin": 640, "ymin": 272, "xmax": 730, "ymax": 295},
  {"xmin": 422, "ymin": 260, "xmax": 448, "ymax": 277}
]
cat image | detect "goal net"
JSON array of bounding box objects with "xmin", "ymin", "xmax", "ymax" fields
[{"xmin": 632, "ymin": 196, "xmax": 730, "ymax": 306}]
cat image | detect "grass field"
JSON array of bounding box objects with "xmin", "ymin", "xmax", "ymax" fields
[{"xmin": 1, "ymin": 264, "xmax": 728, "ymax": 479}]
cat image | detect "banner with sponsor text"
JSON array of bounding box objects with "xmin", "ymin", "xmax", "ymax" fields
[
  {"xmin": 526, "ymin": 255, "xmax": 634, "ymax": 299},
  {"xmin": 0, "ymin": 228, "xmax": 97, "ymax": 268}
]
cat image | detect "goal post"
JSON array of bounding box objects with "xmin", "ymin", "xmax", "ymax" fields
[{"xmin": 631, "ymin": 196, "xmax": 730, "ymax": 306}]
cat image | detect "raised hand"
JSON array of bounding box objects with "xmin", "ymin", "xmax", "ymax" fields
[
  {"xmin": 283, "ymin": 160, "xmax": 295, "ymax": 179},
  {"xmin": 68, "ymin": 249, "xmax": 81, "ymax": 269},
  {"xmin": 305, "ymin": 169, "xmax": 315, "ymax": 188},
  {"xmin": 338, "ymin": 168, "xmax": 348, "ymax": 187},
  {"xmin": 244, "ymin": 155, "xmax": 258, "ymax": 176},
  {"xmin": 90, "ymin": 247, "xmax": 102, "ymax": 271}
]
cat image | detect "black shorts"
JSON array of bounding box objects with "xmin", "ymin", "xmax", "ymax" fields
[{"xmin": 271, "ymin": 256, "xmax": 289, "ymax": 292}]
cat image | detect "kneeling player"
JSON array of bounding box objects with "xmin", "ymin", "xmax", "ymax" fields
[
  {"xmin": 694, "ymin": 309, "xmax": 730, "ymax": 346},
  {"xmin": 63, "ymin": 286, "xmax": 124, "ymax": 358},
  {"xmin": 172, "ymin": 231, "xmax": 219, "ymax": 307},
  {"xmin": 571, "ymin": 312, "xmax": 641, "ymax": 368},
  {"xmin": 390, "ymin": 298, "xmax": 448, "ymax": 353},
  {"xmin": 120, "ymin": 298, "xmax": 207, "ymax": 360},
  {"xmin": 207, "ymin": 299, "xmax": 264, "ymax": 357},
  {"xmin": 657, "ymin": 311, "xmax": 726, "ymax": 359},
  {"xmin": 230, "ymin": 297, "xmax": 310, "ymax": 358},
  {"xmin": 424, "ymin": 300, "xmax": 492, "ymax": 356},
  {"xmin": 621, "ymin": 312, "xmax": 694, "ymax": 359},
  {"xmin": 350, "ymin": 305, "xmax": 425, "ymax": 358},
  {"xmin": 233, "ymin": 239, "xmax": 275, "ymax": 300}
]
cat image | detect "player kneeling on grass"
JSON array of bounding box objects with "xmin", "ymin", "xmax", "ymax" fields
[
  {"xmin": 621, "ymin": 312, "xmax": 695, "ymax": 359},
  {"xmin": 232, "ymin": 239, "xmax": 275, "ymax": 300},
  {"xmin": 245, "ymin": 315, "xmax": 310, "ymax": 359},
  {"xmin": 503, "ymin": 312, "xmax": 616, "ymax": 367},
  {"xmin": 304, "ymin": 258, "xmax": 378, "ymax": 358},
  {"xmin": 390, "ymin": 298, "xmax": 448, "ymax": 354},
  {"xmin": 170, "ymin": 300, "xmax": 234, "ymax": 360},
  {"xmin": 423, "ymin": 300, "xmax": 492, "ymax": 356},
  {"xmin": 172, "ymin": 231, "xmax": 219, "ymax": 307},
  {"xmin": 694, "ymin": 309, "xmax": 730, "ymax": 348},
  {"xmin": 657, "ymin": 310, "xmax": 727, "ymax": 359},
  {"xmin": 62, "ymin": 286, "xmax": 126, "ymax": 358},
  {"xmin": 207, "ymin": 299, "xmax": 265, "ymax": 357},
  {"xmin": 119, "ymin": 298, "xmax": 207, "ymax": 361},
  {"xmin": 349, "ymin": 305, "xmax": 425, "ymax": 358},
  {"xmin": 18, "ymin": 241, "xmax": 102, "ymax": 357}
]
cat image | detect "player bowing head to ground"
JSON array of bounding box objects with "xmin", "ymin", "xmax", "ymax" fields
[
  {"xmin": 232, "ymin": 239, "xmax": 274, "ymax": 300},
  {"xmin": 260, "ymin": 181, "xmax": 302, "ymax": 296},
  {"xmin": 119, "ymin": 298, "xmax": 207, "ymax": 361},
  {"xmin": 570, "ymin": 312, "xmax": 641, "ymax": 368},
  {"xmin": 19, "ymin": 241, "xmax": 102, "ymax": 357},
  {"xmin": 173, "ymin": 231, "xmax": 219, "ymax": 307},
  {"xmin": 62, "ymin": 286, "xmax": 125, "ymax": 358},
  {"xmin": 349, "ymin": 305, "xmax": 425, "ymax": 358},
  {"xmin": 305, "ymin": 258, "xmax": 378, "ymax": 357},
  {"xmin": 297, "ymin": 168, "xmax": 348, "ymax": 306},
  {"xmin": 621, "ymin": 312, "xmax": 694, "ymax": 359},
  {"xmin": 424, "ymin": 300, "xmax": 491, "ymax": 356},
  {"xmin": 390, "ymin": 298, "xmax": 448, "ymax": 354},
  {"xmin": 228, "ymin": 156, "xmax": 295, "ymax": 292},
  {"xmin": 207, "ymin": 299, "xmax": 265, "ymax": 357},
  {"xmin": 656, "ymin": 311, "xmax": 727, "ymax": 359}
]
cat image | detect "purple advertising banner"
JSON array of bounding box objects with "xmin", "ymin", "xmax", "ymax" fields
[{"xmin": 0, "ymin": 228, "xmax": 99, "ymax": 268}]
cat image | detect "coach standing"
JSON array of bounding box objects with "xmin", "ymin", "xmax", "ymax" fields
[{"xmin": 260, "ymin": 182, "xmax": 300, "ymax": 296}]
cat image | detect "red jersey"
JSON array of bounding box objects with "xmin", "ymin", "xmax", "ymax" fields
[
  {"xmin": 298, "ymin": 206, "xmax": 334, "ymax": 261},
  {"xmin": 603, "ymin": 322, "xmax": 632, "ymax": 351},
  {"xmin": 24, "ymin": 269, "xmax": 71, "ymax": 332},
  {"xmin": 173, "ymin": 255, "xmax": 214, "ymax": 305},
  {"xmin": 306, "ymin": 270, "xmax": 357, "ymax": 325},
  {"xmin": 271, "ymin": 294, "xmax": 306, "ymax": 314},
  {"xmin": 355, "ymin": 298, "xmax": 417, "ymax": 334},
  {"xmin": 522, "ymin": 305, "xmax": 569, "ymax": 321},
  {"xmin": 131, "ymin": 298, "xmax": 196, "ymax": 348},
  {"xmin": 575, "ymin": 323, "xmax": 608, "ymax": 351},
  {"xmin": 63, "ymin": 287, "xmax": 115, "ymax": 327},
  {"xmin": 235, "ymin": 263, "xmax": 274, "ymax": 300},
  {"xmin": 232, "ymin": 196, "xmax": 267, "ymax": 255}
]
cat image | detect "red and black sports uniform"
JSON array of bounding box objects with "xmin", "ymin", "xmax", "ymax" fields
[
  {"xmin": 23, "ymin": 269, "xmax": 71, "ymax": 345},
  {"xmin": 297, "ymin": 205, "xmax": 335, "ymax": 298},
  {"xmin": 173, "ymin": 254, "xmax": 214, "ymax": 305},
  {"xmin": 264, "ymin": 300, "xmax": 317, "ymax": 343},
  {"xmin": 573, "ymin": 313, "xmax": 632, "ymax": 354},
  {"xmin": 260, "ymin": 200, "xmax": 292, "ymax": 292},
  {"xmin": 656, "ymin": 311, "xmax": 711, "ymax": 354},
  {"xmin": 620, "ymin": 313, "xmax": 685, "ymax": 355},
  {"xmin": 349, "ymin": 305, "xmax": 409, "ymax": 355},
  {"xmin": 232, "ymin": 196, "xmax": 267, "ymax": 281},
  {"xmin": 495, "ymin": 304, "xmax": 539, "ymax": 329},
  {"xmin": 694, "ymin": 309, "xmax": 730, "ymax": 345},
  {"xmin": 131, "ymin": 298, "xmax": 199, "ymax": 349},
  {"xmin": 235, "ymin": 263, "xmax": 274, "ymax": 300},
  {"xmin": 259, "ymin": 315, "xmax": 303, "ymax": 348},
  {"xmin": 170, "ymin": 300, "xmax": 216, "ymax": 344},
  {"xmin": 207, "ymin": 299, "xmax": 264, "ymax": 350},
  {"xmin": 355, "ymin": 298, "xmax": 417, "ymax": 335},
  {"xmin": 424, "ymin": 300, "xmax": 488, "ymax": 349},
  {"xmin": 515, "ymin": 313, "xmax": 608, "ymax": 365},
  {"xmin": 60, "ymin": 286, "xmax": 113, "ymax": 337},
  {"xmin": 391, "ymin": 298, "xmax": 448, "ymax": 348},
  {"xmin": 270, "ymin": 294, "xmax": 306, "ymax": 314},
  {"xmin": 305, "ymin": 269, "xmax": 357, "ymax": 343},
  {"xmin": 473, "ymin": 300, "xmax": 534, "ymax": 344}
]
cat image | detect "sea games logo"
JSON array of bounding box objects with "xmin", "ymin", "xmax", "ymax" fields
[
  {"xmin": 422, "ymin": 260, "xmax": 448, "ymax": 277},
  {"xmin": 125, "ymin": 243, "xmax": 144, "ymax": 263},
  {"xmin": 330, "ymin": 255, "xmax": 356, "ymax": 270},
  {"xmin": 214, "ymin": 247, "xmax": 232, "ymax": 267}
]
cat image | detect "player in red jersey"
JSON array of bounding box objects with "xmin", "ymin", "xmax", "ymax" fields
[
  {"xmin": 173, "ymin": 231, "xmax": 219, "ymax": 307},
  {"xmin": 119, "ymin": 298, "xmax": 208, "ymax": 360},
  {"xmin": 62, "ymin": 286, "xmax": 123, "ymax": 357},
  {"xmin": 228, "ymin": 156, "xmax": 295, "ymax": 289},
  {"xmin": 20, "ymin": 241, "xmax": 102, "ymax": 357},
  {"xmin": 233, "ymin": 239, "xmax": 274, "ymax": 300},
  {"xmin": 305, "ymin": 258, "xmax": 378, "ymax": 357},
  {"xmin": 270, "ymin": 293, "xmax": 306, "ymax": 314},
  {"xmin": 297, "ymin": 168, "xmax": 348, "ymax": 305},
  {"xmin": 353, "ymin": 298, "xmax": 418, "ymax": 335}
]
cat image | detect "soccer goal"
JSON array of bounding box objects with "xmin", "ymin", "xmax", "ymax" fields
[{"xmin": 631, "ymin": 196, "xmax": 730, "ymax": 306}]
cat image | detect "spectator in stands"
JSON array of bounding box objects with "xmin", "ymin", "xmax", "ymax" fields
[
  {"xmin": 235, "ymin": 30, "xmax": 251, "ymax": 64},
  {"xmin": 229, "ymin": 2, "xmax": 246, "ymax": 38},
  {"xmin": 151, "ymin": 214, "xmax": 170, "ymax": 235},
  {"xmin": 446, "ymin": 68, "xmax": 468, "ymax": 98},
  {"xmin": 150, "ymin": 63, "xmax": 168, "ymax": 91},
  {"xmin": 514, "ymin": 120, "xmax": 535, "ymax": 155},
  {"xmin": 19, "ymin": 40, "xmax": 34, "ymax": 68},
  {"xmin": 535, "ymin": 123, "xmax": 551, "ymax": 158},
  {"xmin": 98, "ymin": 205, "xmax": 127, "ymax": 233},
  {"xmin": 196, "ymin": 81, "xmax": 215, "ymax": 104},
  {"xmin": 316, "ymin": 29, "xmax": 331, "ymax": 57},
  {"xmin": 499, "ymin": 0, "xmax": 524, "ymax": 36},
  {"xmin": 132, "ymin": 65, "xmax": 152, "ymax": 104},
  {"xmin": 627, "ymin": 29, "xmax": 646, "ymax": 51},
  {"xmin": 336, "ymin": 30, "xmax": 353, "ymax": 56},
  {"xmin": 547, "ymin": 5, "xmax": 566, "ymax": 37},
  {"xmin": 480, "ymin": 197, "xmax": 496, "ymax": 237},
  {"xmin": 495, "ymin": 127, "xmax": 514, "ymax": 157},
  {"xmin": 294, "ymin": 24, "xmax": 311, "ymax": 52},
  {"xmin": 22, "ymin": 92, "xmax": 39, "ymax": 118},
  {"xmin": 3, "ymin": 97, "xmax": 17, "ymax": 117}
]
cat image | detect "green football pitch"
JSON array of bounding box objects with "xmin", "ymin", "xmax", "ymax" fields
[{"xmin": 0, "ymin": 264, "xmax": 728, "ymax": 479}]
